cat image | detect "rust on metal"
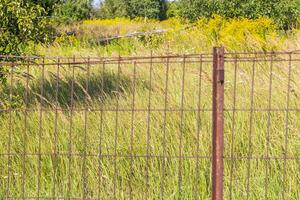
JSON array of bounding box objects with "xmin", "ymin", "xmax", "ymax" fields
[{"xmin": 212, "ymin": 47, "xmax": 225, "ymax": 200}]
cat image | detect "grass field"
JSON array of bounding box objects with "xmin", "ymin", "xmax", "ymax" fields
[{"xmin": 0, "ymin": 17, "xmax": 299, "ymax": 199}]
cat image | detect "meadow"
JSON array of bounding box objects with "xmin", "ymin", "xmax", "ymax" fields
[{"xmin": 0, "ymin": 17, "xmax": 299, "ymax": 199}]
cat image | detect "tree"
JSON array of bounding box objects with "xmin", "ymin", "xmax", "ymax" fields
[
  {"xmin": 97, "ymin": 0, "xmax": 128, "ymax": 18},
  {"xmin": 127, "ymin": 0, "xmax": 167, "ymax": 20},
  {"xmin": 178, "ymin": 0, "xmax": 214, "ymax": 20},
  {"xmin": 166, "ymin": 1, "xmax": 180, "ymax": 18},
  {"xmin": 53, "ymin": 0, "xmax": 93, "ymax": 23},
  {"xmin": 178, "ymin": 0, "xmax": 300, "ymax": 29},
  {"xmin": 98, "ymin": 0, "xmax": 167, "ymax": 20}
]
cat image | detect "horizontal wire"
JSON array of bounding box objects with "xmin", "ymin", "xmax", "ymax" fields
[
  {"xmin": 0, "ymin": 53, "xmax": 211, "ymax": 60},
  {"xmin": 0, "ymin": 152, "xmax": 298, "ymax": 160},
  {"xmin": 1, "ymin": 54, "xmax": 300, "ymax": 67},
  {"xmin": 3, "ymin": 196, "xmax": 98, "ymax": 200},
  {"xmin": 1, "ymin": 51, "xmax": 300, "ymax": 60},
  {"xmin": 0, "ymin": 60, "xmax": 213, "ymax": 66},
  {"xmin": 2, "ymin": 58, "xmax": 300, "ymax": 66},
  {"xmin": 225, "ymin": 51, "xmax": 300, "ymax": 55},
  {"xmin": 0, "ymin": 108, "xmax": 299, "ymax": 113}
]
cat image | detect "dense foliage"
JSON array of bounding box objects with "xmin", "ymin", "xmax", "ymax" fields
[
  {"xmin": 0, "ymin": 0, "xmax": 95, "ymax": 56},
  {"xmin": 0, "ymin": 0, "xmax": 49, "ymax": 55},
  {"xmin": 98, "ymin": 0, "xmax": 167, "ymax": 20},
  {"xmin": 53, "ymin": 0, "xmax": 93, "ymax": 23},
  {"xmin": 27, "ymin": 0, "xmax": 93, "ymax": 22},
  {"xmin": 178, "ymin": 0, "xmax": 300, "ymax": 29},
  {"xmin": 30, "ymin": 0, "xmax": 61, "ymax": 15},
  {"xmin": 0, "ymin": 0, "xmax": 52, "ymax": 89},
  {"xmin": 96, "ymin": 0, "xmax": 300, "ymax": 29}
]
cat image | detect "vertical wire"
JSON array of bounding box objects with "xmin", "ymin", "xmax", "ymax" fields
[
  {"xmin": 194, "ymin": 54, "xmax": 203, "ymax": 200},
  {"xmin": 6, "ymin": 61, "xmax": 14, "ymax": 198},
  {"xmin": 37, "ymin": 58, "xmax": 45, "ymax": 199},
  {"xmin": 282, "ymin": 53, "xmax": 292, "ymax": 200},
  {"xmin": 67, "ymin": 56, "xmax": 75, "ymax": 200},
  {"xmin": 229, "ymin": 56, "xmax": 238, "ymax": 199},
  {"xmin": 178, "ymin": 55, "xmax": 186, "ymax": 199},
  {"xmin": 82, "ymin": 57, "xmax": 90, "ymax": 199},
  {"xmin": 113, "ymin": 56, "xmax": 121, "ymax": 200},
  {"xmin": 22, "ymin": 61, "xmax": 30, "ymax": 199},
  {"xmin": 246, "ymin": 55, "xmax": 256, "ymax": 200},
  {"xmin": 129, "ymin": 61, "xmax": 137, "ymax": 200},
  {"xmin": 146, "ymin": 51, "xmax": 153, "ymax": 199},
  {"xmin": 161, "ymin": 53, "xmax": 170, "ymax": 199},
  {"xmin": 98, "ymin": 61, "xmax": 105, "ymax": 200},
  {"xmin": 53, "ymin": 58, "xmax": 60, "ymax": 199},
  {"xmin": 265, "ymin": 54, "xmax": 274, "ymax": 200}
]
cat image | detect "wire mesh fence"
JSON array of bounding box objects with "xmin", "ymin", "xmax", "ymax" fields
[{"xmin": 0, "ymin": 49, "xmax": 299, "ymax": 199}]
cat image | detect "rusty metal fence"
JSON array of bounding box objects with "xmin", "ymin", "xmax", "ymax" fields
[{"xmin": 0, "ymin": 48, "xmax": 299, "ymax": 199}]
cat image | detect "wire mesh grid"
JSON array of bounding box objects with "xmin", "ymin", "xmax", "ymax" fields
[
  {"xmin": 0, "ymin": 51, "xmax": 299, "ymax": 199},
  {"xmin": 223, "ymin": 52, "xmax": 300, "ymax": 200}
]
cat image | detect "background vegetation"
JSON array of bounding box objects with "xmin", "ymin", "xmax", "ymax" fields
[
  {"xmin": 96, "ymin": 0, "xmax": 300, "ymax": 29},
  {"xmin": 178, "ymin": 0, "xmax": 300, "ymax": 30}
]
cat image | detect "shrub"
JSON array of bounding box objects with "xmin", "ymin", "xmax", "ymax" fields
[
  {"xmin": 0, "ymin": 0, "xmax": 51, "ymax": 85},
  {"xmin": 0, "ymin": 0, "xmax": 50, "ymax": 55}
]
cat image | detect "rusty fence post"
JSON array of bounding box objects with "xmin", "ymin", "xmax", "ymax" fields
[{"xmin": 212, "ymin": 47, "xmax": 225, "ymax": 200}]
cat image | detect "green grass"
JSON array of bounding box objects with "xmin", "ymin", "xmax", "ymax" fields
[{"xmin": 0, "ymin": 53, "xmax": 299, "ymax": 199}]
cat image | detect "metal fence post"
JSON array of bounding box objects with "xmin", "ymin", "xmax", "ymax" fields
[{"xmin": 212, "ymin": 47, "xmax": 225, "ymax": 200}]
